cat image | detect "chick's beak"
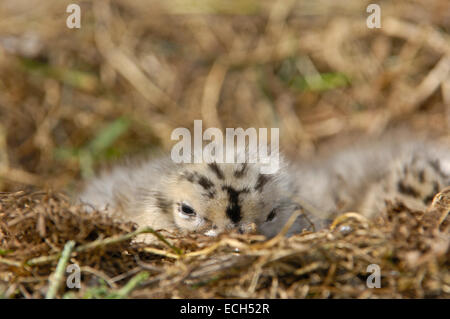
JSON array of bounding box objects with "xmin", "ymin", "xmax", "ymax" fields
[{"xmin": 238, "ymin": 222, "xmax": 257, "ymax": 234}]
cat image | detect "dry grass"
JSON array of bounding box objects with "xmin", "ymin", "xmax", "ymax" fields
[
  {"xmin": 0, "ymin": 0, "xmax": 449, "ymax": 298},
  {"xmin": 0, "ymin": 0, "xmax": 449, "ymax": 191},
  {"xmin": 0, "ymin": 189, "xmax": 448, "ymax": 298}
]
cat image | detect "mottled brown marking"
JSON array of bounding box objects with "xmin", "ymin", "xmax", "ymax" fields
[
  {"xmin": 255, "ymin": 174, "xmax": 270, "ymax": 192},
  {"xmin": 423, "ymin": 181, "xmax": 440, "ymax": 204},
  {"xmin": 198, "ymin": 175, "xmax": 214, "ymax": 190},
  {"xmin": 208, "ymin": 162, "xmax": 224, "ymax": 180},
  {"xmin": 180, "ymin": 171, "xmax": 195, "ymax": 183},
  {"xmin": 234, "ymin": 163, "xmax": 248, "ymax": 178},
  {"xmin": 222, "ymin": 186, "xmax": 249, "ymax": 223},
  {"xmin": 154, "ymin": 192, "xmax": 172, "ymax": 214},
  {"xmin": 397, "ymin": 181, "xmax": 419, "ymax": 197}
]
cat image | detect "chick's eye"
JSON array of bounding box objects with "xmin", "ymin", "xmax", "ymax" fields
[
  {"xmin": 266, "ymin": 209, "xmax": 277, "ymax": 222},
  {"xmin": 180, "ymin": 203, "xmax": 196, "ymax": 216}
]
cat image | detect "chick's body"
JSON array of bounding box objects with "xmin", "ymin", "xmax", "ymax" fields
[{"xmin": 78, "ymin": 138, "xmax": 450, "ymax": 239}]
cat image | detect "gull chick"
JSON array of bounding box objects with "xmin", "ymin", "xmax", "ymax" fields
[
  {"xmin": 78, "ymin": 149, "xmax": 311, "ymax": 240},
  {"xmin": 78, "ymin": 138, "xmax": 450, "ymax": 240}
]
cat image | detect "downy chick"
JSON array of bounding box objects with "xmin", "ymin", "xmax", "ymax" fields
[{"xmin": 78, "ymin": 137, "xmax": 450, "ymax": 240}]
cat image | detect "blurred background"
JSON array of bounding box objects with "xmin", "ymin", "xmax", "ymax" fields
[{"xmin": 0, "ymin": 0, "xmax": 449, "ymax": 193}]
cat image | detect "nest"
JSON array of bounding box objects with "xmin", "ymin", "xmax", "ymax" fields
[
  {"xmin": 0, "ymin": 0, "xmax": 449, "ymax": 299},
  {"xmin": 0, "ymin": 189, "xmax": 448, "ymax": 299}
]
